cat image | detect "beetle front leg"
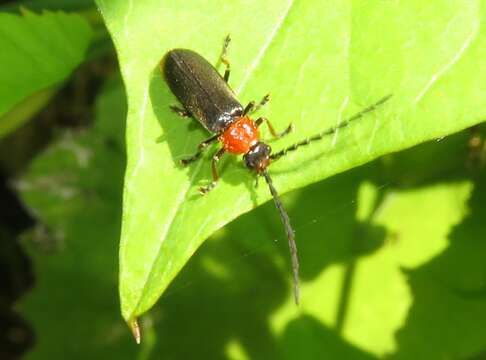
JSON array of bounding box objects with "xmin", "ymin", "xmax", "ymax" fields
[
  {"xmin": 243, "ymin": 94, "xmax": 271, "ymax": 116},
  {"xmin": 252, "ymin": 94, "xmax": 271, "ymax": 114},
  {"xmin": 255, "ymin": 117, "xmax": 293, "ymax": 139},
  {"xmin": 181, "ymin": 134, "xmax": 220, "ymax": 166},
  {"xmin": 199, "ymin": 148, "xmax": 226, "ymax": 194}
]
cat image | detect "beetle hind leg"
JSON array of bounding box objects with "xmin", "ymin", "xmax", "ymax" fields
[{"xmin": 199, "ymin": 148, "xmax": 226, "ymax": 194}]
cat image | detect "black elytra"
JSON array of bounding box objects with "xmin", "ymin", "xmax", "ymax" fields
[{"xmin": 163, "ymin": 49, "xmax": 243, "ymax": 133}]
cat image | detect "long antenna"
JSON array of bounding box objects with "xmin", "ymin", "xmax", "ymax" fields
[
  {"xmin": 271, "ymin": 94, "xmax": 393, "ymax": 161},
  {"xmin": 262, "ymin": 170, "xmax": 300, "ymax": 304}
]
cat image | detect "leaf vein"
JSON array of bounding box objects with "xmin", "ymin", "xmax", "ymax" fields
[{"xmin": 414, "ymin": 21, "xmax": 479, "ymax": 104}]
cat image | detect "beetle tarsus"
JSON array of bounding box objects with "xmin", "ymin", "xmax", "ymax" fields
[
  {"xmin": 279, "ymin": 123, "xmax": 293, "ymax": 138},
  {"xmin": 180, "ymin": 156, "xmax": 197, "ymax": 166},
  {"xmin": 199, "ymin": 182, "xmax": 216, "ymax": 195}
]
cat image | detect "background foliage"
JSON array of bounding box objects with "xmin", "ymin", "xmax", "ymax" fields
[{"xmin": 0, "ymin": 1, "xmax": 485, "ymax": 359}]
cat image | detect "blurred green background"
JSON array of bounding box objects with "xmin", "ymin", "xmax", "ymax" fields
[{"xmin": 1, "ymin": 1, "xmax": 486, "ymax": 359}]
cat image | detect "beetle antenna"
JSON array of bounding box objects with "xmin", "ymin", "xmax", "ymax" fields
[
  {"xmin": 271, "ymin": 94, "xmax": 392, "ymax": 161},
  {"xmin": 262, "ymin": 170, "xmax": 300, "ymax": 304}
]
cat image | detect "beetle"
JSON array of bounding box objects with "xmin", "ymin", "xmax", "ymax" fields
[{"xmin": 161, "ymin": 35, "xmax": 391, "ymax": 304}]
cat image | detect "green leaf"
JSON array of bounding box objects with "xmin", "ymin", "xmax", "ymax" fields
[
  {"xmin": 96, "ymin": 0, "xmax": 486, "ymax": 324},
  {"xmin": 0, "ymin": 9, "xmax": 92, "ymax": 137}
]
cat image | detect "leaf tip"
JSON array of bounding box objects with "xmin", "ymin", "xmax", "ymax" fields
[{"xmin": 128, "ymin": 317, "xmax": 141, "ymax": 344}]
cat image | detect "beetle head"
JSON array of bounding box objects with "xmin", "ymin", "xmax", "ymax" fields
[{"xmin": 243, "ymin": 142, "xmax": 272, "ymax": 173}]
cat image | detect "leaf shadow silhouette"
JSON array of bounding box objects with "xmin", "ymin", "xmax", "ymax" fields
[{"xmin": 389, "ymin": 168, "xmax": 486, "ymax": 360}]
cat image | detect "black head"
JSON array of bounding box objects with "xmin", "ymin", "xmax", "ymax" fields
[{"xmin": 243, "ymin": 142, "xmax": 272, "ymax": 173}]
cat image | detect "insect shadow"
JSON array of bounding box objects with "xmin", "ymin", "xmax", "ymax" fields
[{"xmin": 149, "ymin": 67, "xmax": 259, "ymax": 204}]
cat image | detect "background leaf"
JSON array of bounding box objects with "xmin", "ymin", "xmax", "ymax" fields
[
  {"xmin": 0, "ymin": 9, "xmax": 92, "ymax": 137},
  {"xmin": 15, "ymin": 76, "xmax": 153, "ymax": 359},
  {"xmin": 95, "ymin": 0, "xmax": 486, "ymax": 325}
]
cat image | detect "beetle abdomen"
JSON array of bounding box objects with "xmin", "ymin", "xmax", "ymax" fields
[{"xmin": 162, "ymin": 49, "xmax": 243, "ymax": 133}]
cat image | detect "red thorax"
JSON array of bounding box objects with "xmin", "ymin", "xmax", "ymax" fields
[{"xmin": 219, "ymin": 116, "xmax": 259, "ymax": 154}]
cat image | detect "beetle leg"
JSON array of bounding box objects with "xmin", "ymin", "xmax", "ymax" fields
[
  {"xmin": 199, "ymin": 148, "xmax": 226, "ymax": 194},
  {"xmin": 252, "ymin": 94, "xmax": 271, "ymax": 114},
  {"xmin": 255, "ymin": 117, "xmax": 293, "ymax": 139},
  {"xmin": 170, "ymin": 105, "xmax": 191, "ymax": 118},
  {"xmin": 243, "ymin": 94, "xmax": 271, "ymax": 116},
  {"xmin": 243, "ymin": 101, "xmax": 256, "ymax": 115},
  {"xmin": 180, "ymin": 134, "xmax": 220, "ymax": 166},
  {"xmin": 220, "ymin": 35, "xmax": 231, "ymax": 82}
]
